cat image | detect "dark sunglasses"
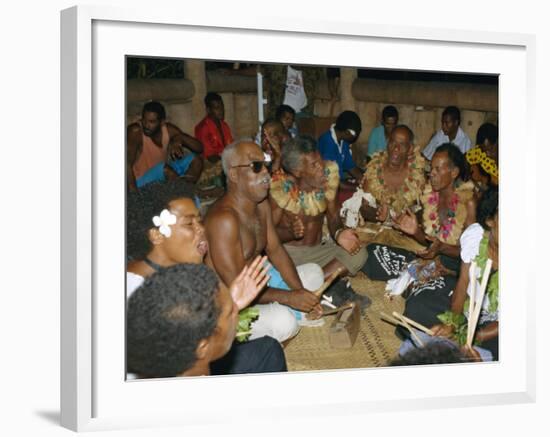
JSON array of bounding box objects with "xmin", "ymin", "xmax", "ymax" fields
[{"xmin": 231, "ymin": 160, "xmax": 272, "ymax": 173}]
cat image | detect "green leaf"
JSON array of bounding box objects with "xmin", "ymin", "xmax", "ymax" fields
[{"xmin": 235, "ymin": 308, "xmax": 260, "ymax": 343}]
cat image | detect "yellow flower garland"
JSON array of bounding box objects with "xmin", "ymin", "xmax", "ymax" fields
[
  {"xmin": 361, "ymin": 148, "xmax": 426, "ymax": 215},
  {"xmin": 466, "ymin": 145, "xmax": 498, "ymax": 183},
  {"xmin": 270, "ymin": 161, "xmax": 340, "ymax": 216}
]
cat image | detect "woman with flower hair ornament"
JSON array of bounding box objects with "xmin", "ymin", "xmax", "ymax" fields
[
  {"xmin": 126, "ymin": 180, "xmax": 287, "ymax": 376},
  {"xmin": 363, "ymin": 143, "xmax": 476, "ymax": 331}
]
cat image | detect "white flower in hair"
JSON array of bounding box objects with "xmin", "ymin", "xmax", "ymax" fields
[
  {"xmin": 264, "ymin": 152, "xmax": 272, "ymax": 162},
  {"xmin": 152, "ymin": 209, "xmax": 177, "ymax": 238}
]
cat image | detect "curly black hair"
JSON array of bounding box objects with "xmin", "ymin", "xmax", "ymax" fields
[
  {"xmin": 442, "ymin": 106, "xmax": 461, "ymax": 124},
  {"xmin": 389, "ymin": 339, "xmax": 468, "ymax": 366},
  {"xmin": 275, "ymin": 104, "xmax": 296, "ymax": 119},
  {"xmin": 142, "ymin": 101, "xmax": 166, "ymax": 120},
  {"xmin": 126, "ymin": 180, "xmax": 196, "ymax": 261},
  {"xmin": 335, "ymin": 110, "xmax": 362, "ymax": 135},
  {"xmin": 434, "ymin": 142, "xmax": 468, "ymax": 182},
  {"xmin": 204, "ymin": 92, "xmax": 223, "ymax": 108},
  {"xmin": 127, "ymin": 263, "xmax": 220, "ymax": 378},
  {"xmin": 382, "ymin": 105, "xmax": 398, "ymax": 121},
  {"xmin": 475, "ymin": 122, "xmax": 498, "ymax": 146},
  {"xmin": 476, "ymin": 185, "xmax": 498, "ymax": 230}
]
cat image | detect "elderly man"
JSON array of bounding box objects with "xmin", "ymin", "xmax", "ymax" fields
[
  {"xmin": 270, "ymin": 135, "xmax": 367, "ymax": 278},
  {"xmin": 359, "ymin": 125, "xmax": 426, "ymax": 224},
  {"xmin": 270, "ymin": 135, "xmax": 371, "ymax": 309},
  {"xmin": 204, "ymin": 140, "xmax": 325, "ymax": 343},
  {"xmin": 127, "ymin": 101, "xmax": 204, "ymax": 190}
]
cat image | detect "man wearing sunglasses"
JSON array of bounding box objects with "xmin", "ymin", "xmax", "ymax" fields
[{"xmin": 204, "ymin": 140, "xmax": 326, "ymax": 343}]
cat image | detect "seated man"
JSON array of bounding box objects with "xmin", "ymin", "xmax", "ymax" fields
[
  {"xmin": 366, "ymin": 105, "xmax": 399, "ymax": 157},
  {"xmin": 270, "ymin": 135, "xmax": 367, "ymax": 279},
  {"xmin": 194, "ymin": 92, "xmax": 234, "ymax": 163},
  {"xmin": 204, "ymin": 140, "xmax": 325, "ymax": 342},
  {"xmin": 127, "ymin": 263, "xmax": 287, "ymax": 378},
  {"xmin": 318, "ymin": 110, "xmax": 364, "ymax": 187},
  {"xmin": 258, "ymin": 118, "xmax": 287, "ymax": 172},
  {"xmin": 422, "ymin": 106, "xmax": 472, "ymax": 160},
  {"xmin": 127, "ymin": 101, "xmax": 204, "ymax": 190},
  {"xmin": 275, "ymin": 104, "xmax": 298, "ymax": 139},
  {"xmin": 358, "ymin": 125, "xmax": 426, "ymax": 225},
  {"xmin": 270, "ymin": 135, "xmax": 371, "ymax": 308}
]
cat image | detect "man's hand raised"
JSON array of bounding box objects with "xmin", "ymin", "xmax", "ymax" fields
[
  {"xmin": 394, "ymin": 208, "xmax": 419, "ymax": 236},
  {"xmin": 228, "ymin": 255, "xmax": 270, "ymax": 310}
]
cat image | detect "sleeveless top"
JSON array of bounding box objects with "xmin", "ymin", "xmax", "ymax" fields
[{"xmin": 132, "ymin": 124, "xmax": 170, "ymax": 180}]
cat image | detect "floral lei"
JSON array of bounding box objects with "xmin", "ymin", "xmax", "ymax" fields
[
  {"xmin": 270, "ymin": 161, "xmax": 340, "ymax": 216},
  {"xmin": 421, "ymin": 181, "xmax": 474, "ymax": 245},
  {"xmin": 362, "ymin": 148, "xmax": 426, "ymax": 215}
]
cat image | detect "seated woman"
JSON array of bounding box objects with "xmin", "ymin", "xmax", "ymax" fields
[
  {"xmin": 465, "ymin": 122, "xmax": 498, "ymax": 201},
  {"xmin": 430, "ymin": 187, "xmax": 499, "ymax": 360},
  {"xmin": 363, "ymin": 143, "xmax": 476, "ymax": 329},
  {"xmin": 126, "ymin": 180, "xmax": 286, "ymax": 376}
]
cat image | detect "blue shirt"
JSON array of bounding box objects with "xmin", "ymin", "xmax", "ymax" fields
[
  {"xmin": 318, "ymin": 127, "xmax": 355, "ymax": 180},
  {"xmin": 367, "ymin": 125, "xmax": 388, "ymax": 156}
]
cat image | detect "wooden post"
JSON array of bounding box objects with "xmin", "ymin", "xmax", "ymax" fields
[
  {"xmin": 184, "ymin": 60, "xmax": 207, "ymax": 124},
  {"xmin": 339, "ymin": 67, "xmax": 357, "ymax": 113}
]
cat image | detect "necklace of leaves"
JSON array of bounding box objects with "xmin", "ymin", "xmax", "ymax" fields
[{"xmin": 376, "ymin": 160, "xmax": 413, "ymax": 204}]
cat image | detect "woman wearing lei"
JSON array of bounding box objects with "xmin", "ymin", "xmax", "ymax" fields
[
  {"xmin": 363, "ymin": 143, "xmax": 476, "ymax": 333},
  {"xmin": 465, "ymin": 122, "xmax": 499, "ymax": 201},
  {"xmin": 359, "ymin": 125, "xmax": 426, "ymax": 224}
]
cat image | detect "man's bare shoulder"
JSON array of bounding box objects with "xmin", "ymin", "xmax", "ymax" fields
[
  {"xmin": 127, "ymin": 122, "xmax": 141, "ymax": 133},
  {"xmin": 205, "ymin": 198, "xmax": 241, "ymax": 227}
]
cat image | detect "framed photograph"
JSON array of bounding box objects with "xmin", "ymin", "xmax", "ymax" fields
[{"xmin": 61, "ymin": 5, "xmax": 535, "ymax": 432}]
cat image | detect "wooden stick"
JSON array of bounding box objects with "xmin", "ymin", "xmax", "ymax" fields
[
  {"xmin": 322, "ymin": 302, "xmax": 354, "ymax": 317},
  {"xmin": 467, "ymin": 259, "xmax": 493, "ymax": 348},
  {"xmin": 466, "ymin": 261, "xmax": 477, "ymax": 345},
  {"xmin": 380, "ymin": 312, "xmax": 408, "ymax": 329},
  {"xmin": 398, "ymin": 316, "xmax": 424, "ymax": 347},
  {"xmin": 314, "ymin": 267, "xmax": 344, "ymax": 297},
  {"xmin": 380, "ymin": 312, "xmax": 424, "ymax": 347},
  {"xmin": 392, "ymin": 311, "xmax": 434, "ymax": 336}
]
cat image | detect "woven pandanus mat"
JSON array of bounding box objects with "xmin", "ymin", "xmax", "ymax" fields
[{"xmin": 284, "ymin": 226, "xmax": 423, "ymax": 372}]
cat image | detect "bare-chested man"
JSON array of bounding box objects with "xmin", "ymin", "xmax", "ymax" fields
[
  {"xmin": 127, "ymin": 101, "xmax": 204, "ymax": 190},
  {"xmin": 204, "ymin": 140, "xmax": 325, "ymax": 342},
  {"xmin": 358, "ymin": 125, "xmax": 426, "ymax": 224},
  {"xmin": 270, "ymin": 135, "xmax": 367, "ymax": 279}
]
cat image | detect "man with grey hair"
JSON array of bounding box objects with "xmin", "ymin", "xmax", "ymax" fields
[
  {"xmin": 205, "ymin": 140, "xmax": 326, "ymax": 343},
  {"xmin": 270, "ymin": 135, "xmax": 370, "ymax": 307}
]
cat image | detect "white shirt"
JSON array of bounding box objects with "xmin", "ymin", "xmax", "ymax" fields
[
  {"xmin": 127, "ymin": 271, "xmax": 145, "ymax": 299},
  {"xmin": 422, "ymin": 126, "xmax": 472, "ymax": 160}
]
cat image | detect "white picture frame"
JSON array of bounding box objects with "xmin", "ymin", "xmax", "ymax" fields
[{"xmin": 60, "ymin": 5, "xmax": 536, "ymax": 432}]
